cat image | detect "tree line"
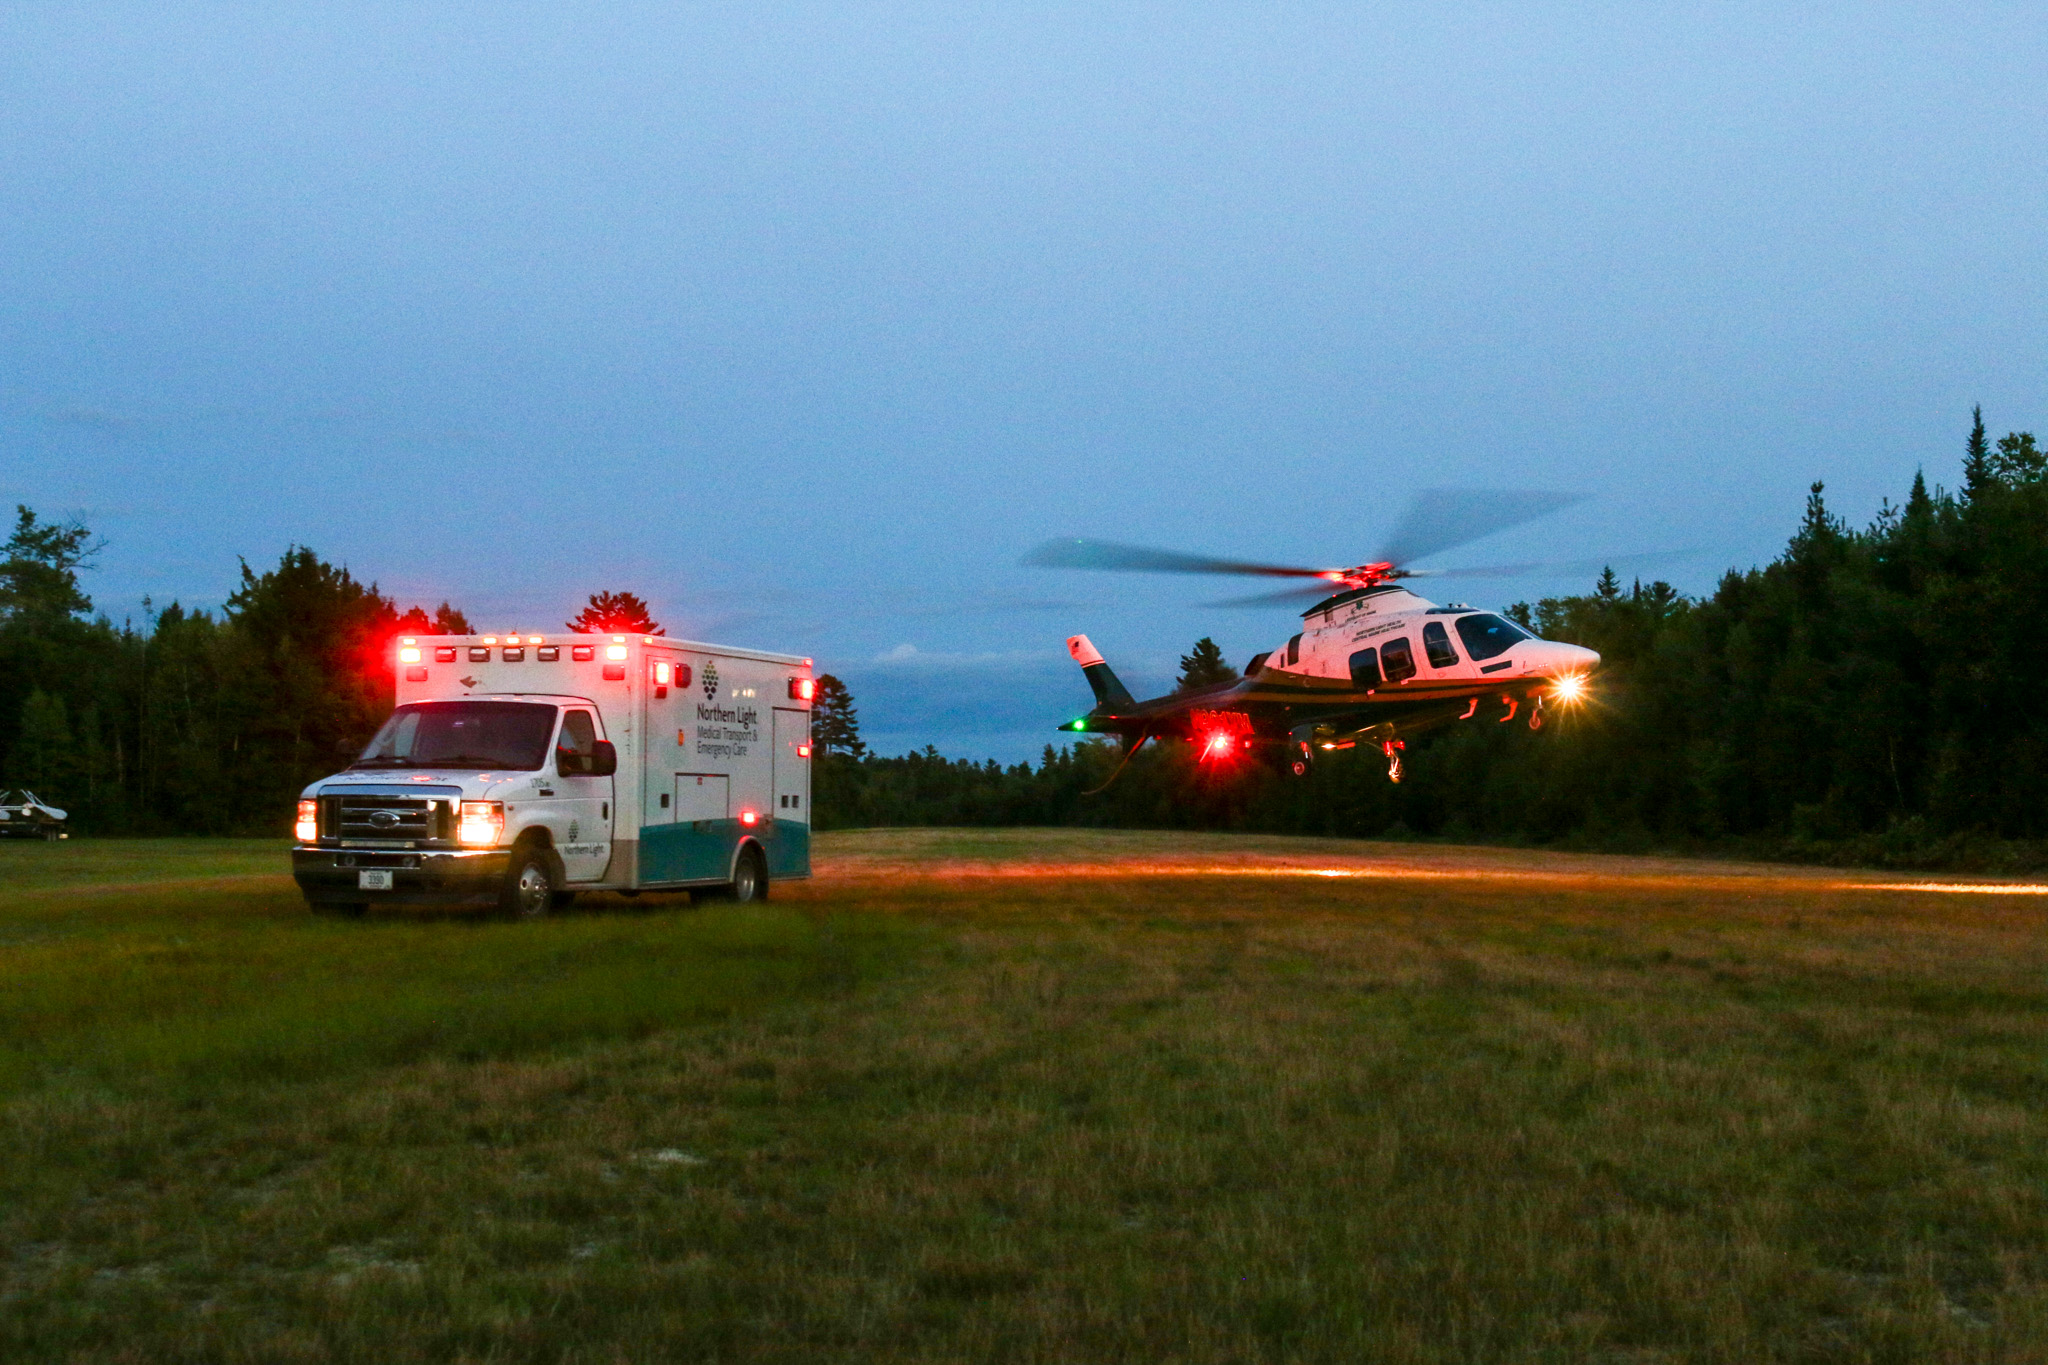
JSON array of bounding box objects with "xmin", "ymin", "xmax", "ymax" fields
[
  {"xmin": 0, "ymin": 522, "xmax": 661, "ymax": 833},
  {"xmin": 6, "ymin": 409, "xmax": 2046, "ymax": 864},
  {"xmin": 813, "ymin": 410, "xmax": 2048, "ymax": 867}
]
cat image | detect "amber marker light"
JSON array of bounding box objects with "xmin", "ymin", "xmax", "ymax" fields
[
  {"xmin": 457, "ymin": 800, "xmax": 504, "ymax": 847},
  {"xmin": 294, "ymin": 799, "xmax": 318, "ymax": 843}
]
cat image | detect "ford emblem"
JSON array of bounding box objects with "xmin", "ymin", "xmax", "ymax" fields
[{"xmin": 369, "ymin": 810, "xmax": 400, "ymax": 829}]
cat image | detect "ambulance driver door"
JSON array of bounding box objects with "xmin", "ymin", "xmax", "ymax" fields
[{"xmin": 553, "ymin": 707, "xmax": 614, "ymax": 882}]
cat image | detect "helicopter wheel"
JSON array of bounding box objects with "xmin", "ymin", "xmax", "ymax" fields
[
  {"xmin": 1290, "ymin": 759, "xmax": 1308, "ymax": 778},
  {"xmin": 1528, "ymin": 696, "xmax": 1545, "ymax": 731}
]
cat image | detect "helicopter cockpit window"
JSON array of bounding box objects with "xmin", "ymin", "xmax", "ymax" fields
[
  {"xmin": 1349, "ymin": 647, "xmax": 1382, "ymax": 687},
  {"xmin": 1286, "ymin": 633, "xmax": 1303, "ymax": 667},
  {"xmin": 1422, "ymin": 621, "xmax": 1460, "ymax": 669},
  {"xmin": 1453, "ymin": 613, "xmax": 1532, "ymax": 662},
  {"xmin": 1380, "ymin": 637, "xmax": 1417, "ymax": 682}
]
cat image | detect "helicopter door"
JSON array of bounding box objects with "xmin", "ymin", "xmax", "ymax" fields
[{"xmin": 1349, "ymin": 647, "xmax": 1382, "ymax": 687}]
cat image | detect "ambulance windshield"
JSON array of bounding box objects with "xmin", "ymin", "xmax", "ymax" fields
[{"xmin": 351, "ymin": 701, "xmax": 560, "ymax": 771}]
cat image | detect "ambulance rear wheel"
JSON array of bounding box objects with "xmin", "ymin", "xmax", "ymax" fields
[
  {"xmin": 729, "ymin": 847, "xmax": 767, "ymax": 904},
  {"xmin": 500, "ymin": 846, "xmax": 556, "ymax": 918}
]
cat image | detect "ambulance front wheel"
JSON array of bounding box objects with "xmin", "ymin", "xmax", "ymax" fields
[{"xmin": 500, "ymin": 844, "xmax": 557, "ymax": 918}]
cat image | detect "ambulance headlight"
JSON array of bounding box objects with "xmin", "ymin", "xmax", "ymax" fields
[
  {"xmin": 295, "ymin": 798, "xmax": 319, "ymax": 844},
  {"xmin": 458, "ymin": 800, "xmax": 505, "ymax": 847}
]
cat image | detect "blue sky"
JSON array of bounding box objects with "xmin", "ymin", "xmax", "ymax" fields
[{"xmin": 5, "ymin": 3, "xmax": 2045, "ymax": 758}]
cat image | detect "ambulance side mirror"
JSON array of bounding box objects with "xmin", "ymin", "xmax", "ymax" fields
[{"xmin": 589, "ymin": 741, "xmax": 618, "ymax": 777}]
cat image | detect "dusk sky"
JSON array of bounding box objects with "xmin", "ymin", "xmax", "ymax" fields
[{"xmin": 5, "ymin": 3, "xmax": 2045, "ymax": 758}]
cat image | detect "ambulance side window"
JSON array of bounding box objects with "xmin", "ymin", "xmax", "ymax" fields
[
  {"xmin": 1380, "ymin": 637, "xmax": 1417, "ymax": 682},
  {"xmin": 557, "ymin": 710, "xmax": 598, "ymax": 773},
  {"xmin": 1349, "ymin": 647, "xmax": 1381, "ymax": 686},
  {"xmin": 1422, "ymin": 621, "xmax": 1460, "ymax": 669}
]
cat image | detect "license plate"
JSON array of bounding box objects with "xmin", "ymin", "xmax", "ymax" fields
[{"xmin": 358, "ymin": 869, "xmax": 394, "ymax": 891}]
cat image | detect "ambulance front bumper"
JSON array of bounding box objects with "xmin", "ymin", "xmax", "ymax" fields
[{"xmin": 292, "ymin": 846, "xmax": 512, "ymax": 907}]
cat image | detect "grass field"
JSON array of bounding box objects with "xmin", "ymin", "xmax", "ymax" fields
[{"xmin": 5, "ymin": 830, "xmax": 2048, "ymax": 1362}]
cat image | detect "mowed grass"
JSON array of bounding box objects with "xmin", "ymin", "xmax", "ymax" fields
[{"xmin": 4, "ymin": 832, "xmax": 2048, "ymax": 1361}]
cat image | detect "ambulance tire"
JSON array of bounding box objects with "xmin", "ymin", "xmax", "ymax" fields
[
  {"xmin": 729, "ymin": 846, "xmax": 768, "ymax": 904},
  {"xmin": 500, "ymin": 842, "xmax": 558, "ymax": 919}
]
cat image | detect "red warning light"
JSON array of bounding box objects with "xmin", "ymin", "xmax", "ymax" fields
[
  {"xmin": 797, "ymin": 744, "xmax": 812, "ymax": 758},
  {"xmin": 1190, "ymin": 708, "xmax": 1254, "ymax": 764},
  {"xmin": 789, "ymin": 677, "xmax": 816, "ymax": 701},
  {"xmin": 740, "ymin": 809, "xmax": 759, "ymax": 827}
]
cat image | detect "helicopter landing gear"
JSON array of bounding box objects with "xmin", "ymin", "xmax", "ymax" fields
[
  {"xmin": 1381, "ymin": 739, "xmax": 1405, "ymax": 784},
  {"xmin": 1528, "ymin": 695, "xmax": 1545, "ymax": 731},
  {"xmin": 1291, "ymin": 759, "xmax": 1309, "ymax": 777}
]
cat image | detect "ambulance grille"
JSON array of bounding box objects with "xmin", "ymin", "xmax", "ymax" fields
[{"xmin": 323, "ymin": 796, "xmax": 450, "ymax": 843}]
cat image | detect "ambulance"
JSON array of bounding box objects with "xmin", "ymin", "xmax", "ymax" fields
[{"xmin": 291, "ymin": 632, "xmax": 814, "ymax": 916}]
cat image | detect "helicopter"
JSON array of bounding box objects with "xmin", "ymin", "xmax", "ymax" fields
[{"xmin": 1026, "ymin": 490, "xmax": 1603, "ymax": 783}]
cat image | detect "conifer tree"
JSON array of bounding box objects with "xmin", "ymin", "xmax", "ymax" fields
[
  {"xmin": 811, "ymin": 674, "xmax": 865, "ymax": 758},
  {"xmin": 565, "ymin": 591, "xmax": 662, "ymax": 635},
  {"xmin": 1176, "ymin": 637, "xmax": 1234, "ymax": 691},
  {"xmin": 1964, "ymin": 405, "xmax": 1993, "ymax": 496}
]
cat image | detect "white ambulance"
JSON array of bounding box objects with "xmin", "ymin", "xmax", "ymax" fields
[{"xmin": 291, "ymin": 632, "xmax": 815, "ymax": 916}]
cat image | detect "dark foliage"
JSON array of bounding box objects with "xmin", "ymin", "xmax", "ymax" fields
[
  {"xmin": 565, "ymin": 591, "xmax": 662, "ymax": 636},
  {"xmin": 1176, "ymin": 637, "xmax": 1235, "ymax": 691},
  {"xmin": 816, "ymin": 414, "xmax": 2048, "ymax": 867},
  {"xmin": 8, "ymin": 411, "xmax": 2047, "ymax": 866}
]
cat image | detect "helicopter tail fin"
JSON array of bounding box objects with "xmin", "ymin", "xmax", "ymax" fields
[{"xmin": 1067, "ymin": 634, "xmax": 1136, "ymax": 710}]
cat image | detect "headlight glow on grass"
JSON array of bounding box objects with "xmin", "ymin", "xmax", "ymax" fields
[{"xmin": 458, "ymin": 800, "xmax": 504, "ymax": 847}]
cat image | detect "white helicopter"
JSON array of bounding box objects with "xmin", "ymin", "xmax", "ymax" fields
[{"xmin": 1027, "ymin": 490, "xmax": 1603, "ymax": 783}]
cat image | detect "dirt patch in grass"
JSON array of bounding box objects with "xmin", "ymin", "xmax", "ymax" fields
[{"xmin": 5, "ymin": 829, "xmax": 2048, "ymax": 1361}]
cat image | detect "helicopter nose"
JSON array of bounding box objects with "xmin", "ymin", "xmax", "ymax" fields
[{"xmin": 1538, "ymin": 642, "xmax": 1600, "ymax": 675}]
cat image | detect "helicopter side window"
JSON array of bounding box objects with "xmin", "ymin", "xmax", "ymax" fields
[
  {"xmin": 1380, "ymin": 637, "xmax": 1417, "ymax": 682},
  {"xmin": 1286, "ymin": 633, "xmax": 1303, "ymax": 667},
  {"xmin": 1349, "ymin": 647, "xmax": 1382, "ymax": 687},
  {"xmin": 1422, "ymin": 621, "xmax": 1460, "ymax": 669},
  {"xmin": 1453, "ymin": 613, "xmax": 1532, "ymax": 662}
]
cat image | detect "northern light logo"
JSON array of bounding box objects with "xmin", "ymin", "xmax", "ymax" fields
[{"xmin": 701, "ymin": 661, "xmax": 719, "ymax": 699}]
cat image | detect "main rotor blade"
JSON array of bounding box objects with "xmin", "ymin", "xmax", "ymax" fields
[
  {"xmin": 1023, "ymin": 537, "xmax": 1329, "ymax": 579},
  {"xmin": 1202, "ymin": 583, "xmax": 1341, "ymax": 608},
  {"xmin": 1374, "ymin": 489, "xmax": 1585, "ymax": 568},
  {"xmin": 1403, "ymin": 550, "xmax": 1687, "ymax": 581}
]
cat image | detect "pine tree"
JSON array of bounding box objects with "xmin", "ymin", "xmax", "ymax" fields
[
  {"xmin": 812, "ymin": 674, "xmax": 865, "ymax": 758},
  {"xmin": 1594, "ymin": 567, "xmax": 1621, "ymax": 602},
  {"xmin": 565, "ymin": 591, "xmax": 662, "ymax": 635},
  {"xmin": 1964, "ymin": 405, "xmax": 1993, "ymax": 496},
  {"xmin": 1176, "ymin": 637, "xmax": 1234, "ymax": 691},
  {"xmin": 0, "ymin": 505, "xmax": 98, "ymax": 625}
]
